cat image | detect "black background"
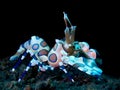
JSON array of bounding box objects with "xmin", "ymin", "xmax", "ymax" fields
[{"xmin": 0, "ymin": 1, "xmax": 119, "ymax": 77}]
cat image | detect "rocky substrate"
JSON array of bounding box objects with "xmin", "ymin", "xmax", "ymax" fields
[{"xmin": 0, "ymin": 57, "xmax": 120, "ymax": 90}]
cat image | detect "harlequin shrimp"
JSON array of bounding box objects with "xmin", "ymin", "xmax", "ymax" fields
[{"xmin": 9, "ymin": 11, "xmax": 103, "ymax": 82}]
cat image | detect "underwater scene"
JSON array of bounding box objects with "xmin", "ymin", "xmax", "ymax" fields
[{"xmin": 0, "ymin": 1, "xmax": 119, "ymax": 90}]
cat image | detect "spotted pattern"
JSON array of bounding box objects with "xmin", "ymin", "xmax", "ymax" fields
[
  {"xmin": 48, "ymin": 53, "xmax": 57, "ymax": 63},
  {"xmin": 38, "ymin": 49, "xmax": 48, "ymax": 56},
  {"xmin": 32, "ymin": 43, "xmax": 39, "ymax": 50},
  {"xmin": 40, "ymin": 41, "xmax": 47, "ymax": 47}
]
